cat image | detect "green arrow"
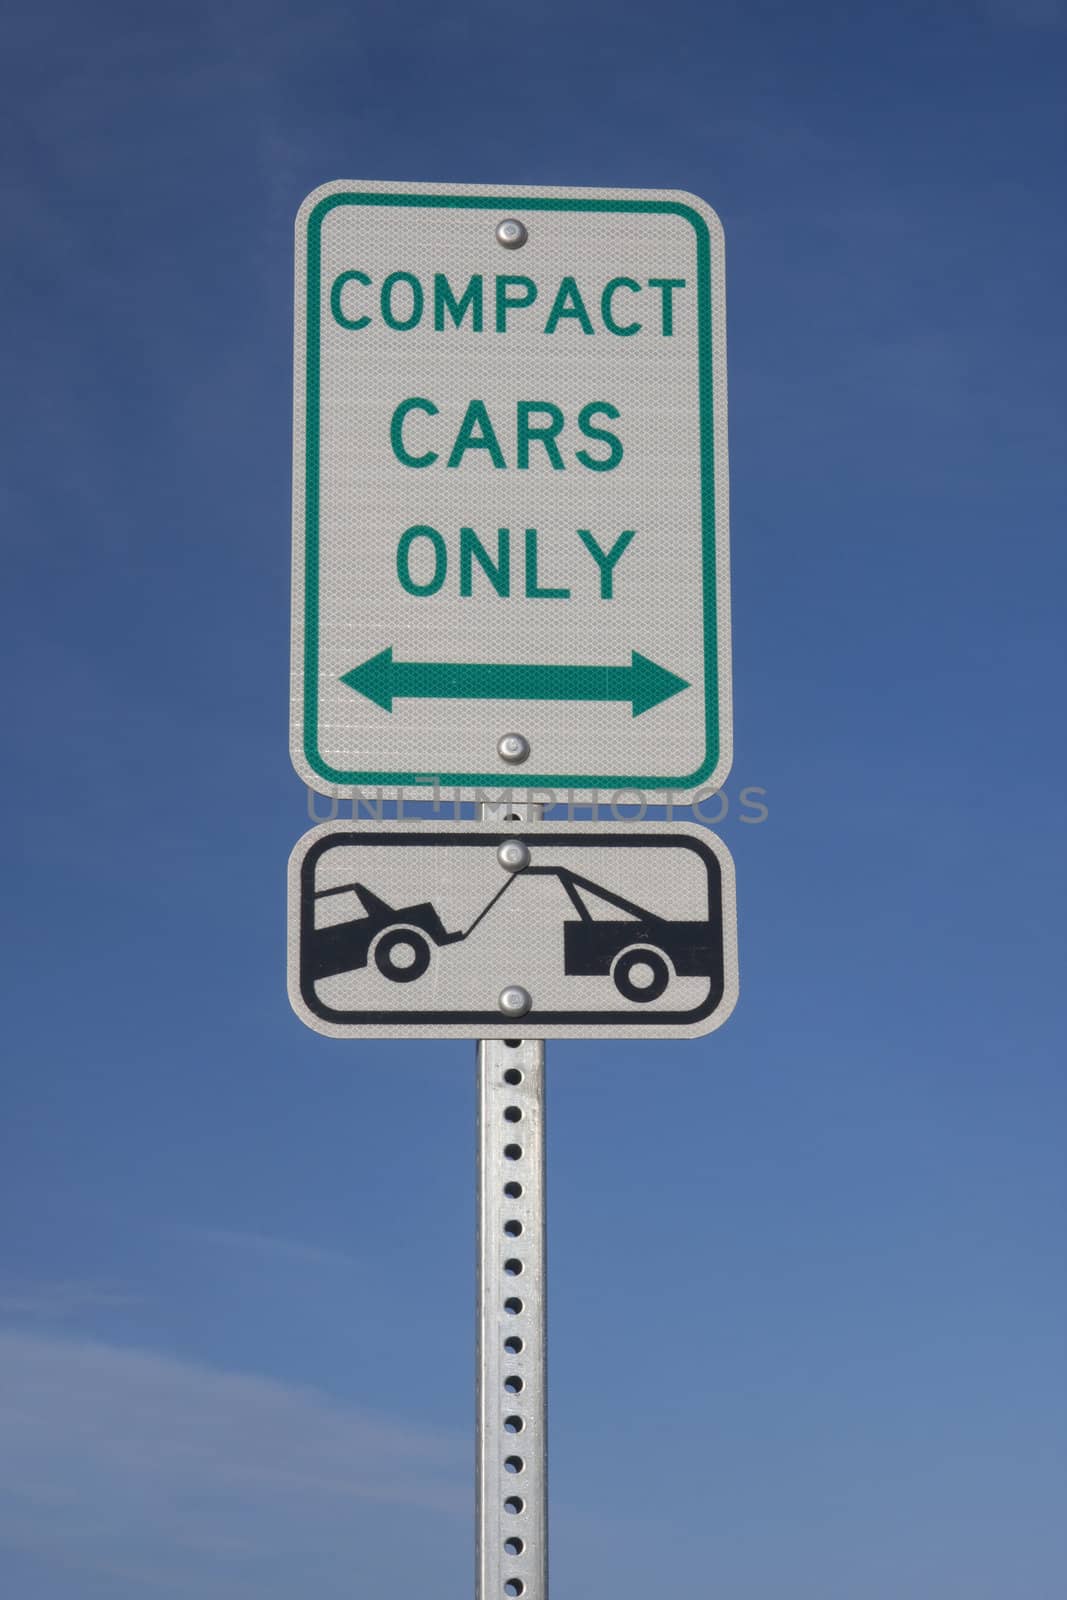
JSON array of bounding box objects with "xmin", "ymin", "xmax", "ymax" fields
[{"xmin": 341, "ymin": 648, "xmax": 689, "ymax": 717}]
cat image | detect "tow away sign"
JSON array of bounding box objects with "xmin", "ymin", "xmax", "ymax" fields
[
  {"xmin": 291, "ymin": 181, "xmax": 731, "ymax": 801},
  {"xmin": 288, "ymin": 822, "xmax": 738, "ymax": 1040}
]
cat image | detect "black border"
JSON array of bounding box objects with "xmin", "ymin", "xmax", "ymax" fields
[{"xmin": 299, "ymin": 831, "xmax": 724, "ymax": 1027}]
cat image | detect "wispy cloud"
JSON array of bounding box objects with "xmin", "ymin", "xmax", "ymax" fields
[
  {"xmin": 0, "ymin": 1331, "xmax": 467, "ymax": 1596},
  {"xmin": 0, "ymin": 1281, "xmax": 138, "ymax": 1321},
  {"xmin": 170, "ymin": 1224, "xmax": 357, "ymax": 1271}
]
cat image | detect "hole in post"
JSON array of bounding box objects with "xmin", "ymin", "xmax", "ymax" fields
[
  {"xmin": 504, "ymin": 1414, "xmax": 524, "ymax": 1433},
  {"xmin": 503, "ymin": 1105, "xmax": 522, "ymax": 1123},
  {"xmin": 504, "ymin": 1297, "xmax": 523, "ymax": 1315},
  {"xmin": 504, "ymin": 1258, "xmax": 523, "ymax": 1276},
  {"xmin": 504, "ymin": 1181, "xmax": 522, "ymax": 1199},
  {"xmin": 504, "ymin": 1219, "xmax": 522, "ymax": 1237},
  {"xmin": 505, "ymin": 1580, "xmax": 524, "ymax": 1597},
  {"xmin": 504, "ymin": 1535, "xmax": 525, "ymax": 1556},
  {"xmin": 504, "ymin": 1495, "xmax": 524, "ymax": 1514},
  {"xmin": 504, "ymin": 1455, "xmax": 524, "ymax": 1474},
  {"xmin": 504, "ymin": 1336, "xmax": 523, "ymax": 1355},
  {"xmin": 504, "ymin": 1374, "xmax": 524, "ymax": 1394},
  {"xmin": 504, "ymin": 1067, "xmax": 523, "ymax": 1084},
  {"xmin": 504, "ymin": 1042, "xmax": 521, "ymax": 1051},
  {"xmin": 504, "ymin": 1144, "xmax": 522, "ymax": 1161}
]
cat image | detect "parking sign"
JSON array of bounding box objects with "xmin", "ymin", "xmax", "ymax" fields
[{"xmin": 291, "ymin": 181, "xmax": 731, "ymax": 800}]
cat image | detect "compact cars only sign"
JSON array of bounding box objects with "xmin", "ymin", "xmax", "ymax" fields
[{"xmin": 291, "ymin": 181, "xmax": 731, "ymax": 801}]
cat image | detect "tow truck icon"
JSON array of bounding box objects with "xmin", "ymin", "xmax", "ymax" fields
[{"xmin": 307, "ymin": 864, "xmax": 717, "ymax": 1003}]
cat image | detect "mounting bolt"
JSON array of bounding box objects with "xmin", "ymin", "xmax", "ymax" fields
[
  {"xmin": 498, "ymin": 985, "xmax": 532, "ymax": 1019},
  {"xmin": 497, "ymin": 732, "xmax": 530, "ymax": 765},
  {"xmin": 496, "ymin": 218, "xmax": 528, "ymax": 249},
  {"xmin": 497, "ymin": 839, "xmax": 531, "ymax": 873}
]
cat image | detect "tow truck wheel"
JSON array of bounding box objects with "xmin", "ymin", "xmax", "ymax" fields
[
  {"xmin": 612, "ymin": 947, "xmax": 671, "ymax": 1003},
  {"xmin": 373, "ymin": 927, "xmax": 431, "ymax": 983}
]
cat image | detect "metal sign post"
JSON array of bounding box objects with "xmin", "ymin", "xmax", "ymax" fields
[
  {"xmin": 476, "ymin": 797, "xmax": 547, "ymax": 1600},
  {"xmin": 287, "ymin": 180, "xmax": 737, "ymax": 1597},
  {"xmin": 477, "ymin": 1037, "xmax": 547, "ymax": 1600}
]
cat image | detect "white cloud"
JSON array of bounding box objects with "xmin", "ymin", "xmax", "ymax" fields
[
  {"xmin": 0, "ymin": 1283, "xmax": 138, "ymax": 1320},
  {"xmin": 0, "ymin": 1332, "xmax": 467, "ymax": 1596},
  {"xmin": 169, "ymin": 1224, "xmax": 358, "ymax": 1271}
]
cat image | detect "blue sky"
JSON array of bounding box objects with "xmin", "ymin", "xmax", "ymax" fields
[{"xmin": 2, "ymin": 0, "xmax": 1065, "ymax": 1595}]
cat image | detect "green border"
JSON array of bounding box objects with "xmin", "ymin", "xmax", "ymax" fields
[{"xmin": 301, "ymin": 191, "xmax": 720, "ymax": 789}]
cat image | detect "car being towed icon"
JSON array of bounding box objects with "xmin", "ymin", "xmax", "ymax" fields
[
  {"xmin": 306, "ymin": 865, "xmax": 719, "ymax": 1005},
  {"xmin": 306, "ymin": 882, "xmax": 467, "ymax": 984}
]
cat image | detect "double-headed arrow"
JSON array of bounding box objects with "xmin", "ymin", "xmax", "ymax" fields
[{"xmin": 341, "ymin": 647, "xmax": 688, "ymax": 717}]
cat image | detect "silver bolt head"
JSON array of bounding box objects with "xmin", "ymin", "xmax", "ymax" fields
[
  {"xmin": 496, "ymin": 218, "xmax": 528, "ymax": 249},
  {"xmin": 497, "ymin": 732, "xmax": 530, "ymax": 765},
  {"xmin": 498, "ymin": 985, "xmax": 532, "ymax": 1018},
  {"xmin": 497, "ymin": 839, "xmax": 531, "ymax": 873}
]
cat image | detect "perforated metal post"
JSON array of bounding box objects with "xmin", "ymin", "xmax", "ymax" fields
[
  {"xmin": 477, "ymin": 1038, "xmax": 547, "ymax": 1600},
  {"xmin": 478, "ymin": 797, "xmax": 547, "ymax": 1600}
]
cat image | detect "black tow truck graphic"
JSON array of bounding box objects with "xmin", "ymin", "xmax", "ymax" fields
[{"xmin": 306, "ymin": 863, "xmax": 717, "ymax": 1003}]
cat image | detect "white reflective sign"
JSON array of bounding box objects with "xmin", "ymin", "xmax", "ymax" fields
[
  {"xmin": 291, "ymin": 181, "xmax": 731, "ymax": 802},
  {"xmin": 288, "ymin": 822, "xmax": 738, "ymax": 1040}
]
